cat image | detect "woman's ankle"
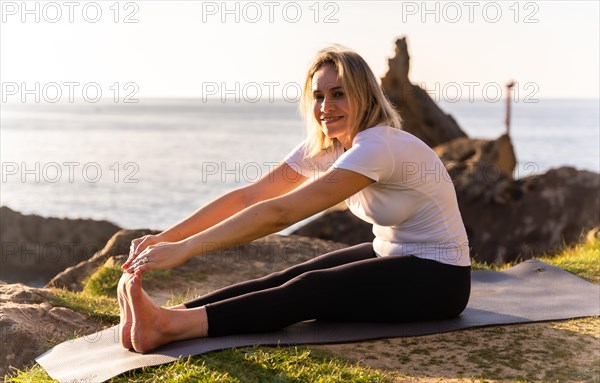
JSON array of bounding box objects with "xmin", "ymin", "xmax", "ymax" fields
[{"xmin": 167, "ymin": 307, "xmax": 209, "ymax": 340}]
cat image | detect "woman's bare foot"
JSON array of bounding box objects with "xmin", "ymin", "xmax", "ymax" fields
[
  {"xmin": 125, "ymin": 271, "xmax": 210, "ymax": 353},
  {"xmin": 117, "ymin": 272, "xmax": 134, "ymax": 350},
  {"xmin": 124, "ymin": 272, "xmax": 170, "ymax": 353}
]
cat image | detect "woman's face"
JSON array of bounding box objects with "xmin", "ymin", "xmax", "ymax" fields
[{"xmin": 311, "ymin": 64, "xmax": 354, "ymax": 149}]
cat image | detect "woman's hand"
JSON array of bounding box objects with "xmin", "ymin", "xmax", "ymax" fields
[
  {"xmin": 125, "ymin": 241, "xmax": 190, "ymax": 274},
  {"xmin": 123, "ymin": 234, "xmax": 168, "ymax": 271}
]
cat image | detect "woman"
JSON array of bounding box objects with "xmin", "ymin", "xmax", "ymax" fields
[{"xmin": 118, "ymin": 46, "xmax": 471, "ymax": 353}]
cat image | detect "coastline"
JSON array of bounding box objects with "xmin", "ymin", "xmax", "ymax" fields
[{"xmin": 2, "ymin": 98, "xmax": 598, "ymax": 232}]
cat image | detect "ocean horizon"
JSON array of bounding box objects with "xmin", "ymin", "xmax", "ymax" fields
[{"xmin": 1, "ymin": 98, "xmax": 598, "ymax": 232}]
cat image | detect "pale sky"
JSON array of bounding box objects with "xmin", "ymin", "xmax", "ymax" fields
[{"xmin": 1, "ymin": 0, "xmax": 598, "ymax": 100}]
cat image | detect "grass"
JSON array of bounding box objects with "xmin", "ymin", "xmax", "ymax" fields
[
  {"xmin": 472, "ymin": 231, "xmax": 600, "ymax": 283},
  {"xmin": 551, "ymin": 316, "xmax": 600, "ymax": 337},
  {"xmin": 48, "ymin": 287, "xmax": 120, "ymax": 324},
  {"xmin": 6, "ymin": 347, "xmax": 391, "ymax": 383},
  {"xmin": 5, "ymin": 234, "xmax": 599, "ymax": 383},
  {"xmin": 82, "ymin": 265, "xmax": 123, "ymax": 298},
  {"xmin": 538, "ymin": 234, "xmax": 600, "ymax": 283},
  {"xmin": 83, "ymin": 265, "xmax": 176, "ymax": 298}
]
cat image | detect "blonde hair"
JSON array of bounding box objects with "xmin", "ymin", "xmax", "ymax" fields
[{"xmin": 300, "ymin": 45, "xmax": 402, "ymax": 157}]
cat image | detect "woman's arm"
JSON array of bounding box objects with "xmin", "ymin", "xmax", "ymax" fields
[
  {"xmin": 128, "ymin": 167, "xmax": 374, "ymax": 273},
  {"xmin": 158, "ymin": 161, "xmax": 308, "ymax": 242},
  {"xmin": 124, "ymin": 162, "xmax": 309, "ymax": 269}
]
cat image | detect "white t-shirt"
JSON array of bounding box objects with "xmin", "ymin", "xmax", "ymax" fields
[{"xmin": 284, "ymin": 123, "xmax": 471, "ymax": 267}]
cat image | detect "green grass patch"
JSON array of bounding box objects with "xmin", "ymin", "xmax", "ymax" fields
[
  {"xmin": 552, "ymin": 316, "xmax": 600, "ymax": 337},
  {"xmin": 472, "ymin": 234, "xmax": 600, "ymax": 283},
  {"xmin": 83, "ymin": 265, "xmax": 176, "ymax": 298},
  {"xmin": 7, "ymin": 346, "xmax": 391, "ymax": 383},
  {"xmin": 539, "ymin": 235, "xmax": 600, "ymax": 283},
  {"xmin": 5, "ymin": 364, "xmax": 57, "ymax": 383},
  {"xmin": 83, "ymin": 266, "xmax": 123, "ymax": 297},
  {"xmin": 48, "ymin": 287, "xmax": 119, "ymax": 324}
]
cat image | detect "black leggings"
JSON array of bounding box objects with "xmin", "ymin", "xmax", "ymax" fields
[{"xmin": 182, "ymin": 243, "xmax": 471, "ymax": 337}]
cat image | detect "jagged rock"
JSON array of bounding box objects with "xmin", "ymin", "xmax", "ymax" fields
[
  {"xmin": 459, "ymin": 166, "xmax": 600, "ymax": 263},
  {"xmin": 0, "ymin": 283, "xmax": 103, "ymax": 376},
  {"xmin": 293, "ymin": 204, "xmax": 373, "ymax": 246},
  {"xmin": 434, "ymin": 134, "xmax": 517, "ymax": 180},
  {"xmin": 47, "ymin": 229, "xmax": 160, "ymax": 291},
  {"xmin": 0, "ymin": 206, "xmax": 121, "ymax": 286},
  {"xmin": 381, "ymin": 37, "xmax": 468, "ymax": 147},
  {"xmin": 293, "ymin": 167, "xmax": 599, "ymax": 264}
]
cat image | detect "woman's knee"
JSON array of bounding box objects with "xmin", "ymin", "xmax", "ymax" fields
[{"xmin": 273, "ymin": 243, "xmax": 375, "ymax": 280}]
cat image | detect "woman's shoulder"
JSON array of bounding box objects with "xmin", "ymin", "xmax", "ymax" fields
[
  {"xmin": 354, "ymin": 124, "xmax": 440, "ymax": 163},
  {"xmin": 355, "ymin": 123, "xmax": 419, "ymax": 146}
]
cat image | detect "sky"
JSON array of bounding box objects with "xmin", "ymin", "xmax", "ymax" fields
[{"xmin": 1, "ymin": 0, "xmax": 599, "ymax": 101}]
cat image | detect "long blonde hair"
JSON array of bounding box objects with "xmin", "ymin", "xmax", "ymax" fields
[{"xmin": 300, "ymin": 45, "xmax": 402, "ymax": 157}]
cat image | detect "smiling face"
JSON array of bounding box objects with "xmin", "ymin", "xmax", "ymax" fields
[{"xmin": 311, "ymin": 64, "xmax": 355, "ymax": 149}]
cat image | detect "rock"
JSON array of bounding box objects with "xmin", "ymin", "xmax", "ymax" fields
[
  {"xmin": 293, "ymin": 204, "xmax": 373, "ymax": 245},
  {"xmin": 459, "ymin": 166, "xmax": 600, "ymax": 264},
  {"xmin": 381, "ymin": 37, "xmax": 468, "ymax": 147},
  {"xmin": 292, "ymin": 166, "xmax": 600, "ymax": 264},
  {"xmin": 0, "ymin": 283, "xmax": 103, "ymax": 377},
  {"xmin": 434, "ymin": 134, "xmax": 517, "ymax": 180},
  {"xmin": 0, "ymin": 206, "xmax": 121, "ymax": 287},
  {"xmin": 47, "ymin": 229, "xmax": 160, "ymax": 291}
]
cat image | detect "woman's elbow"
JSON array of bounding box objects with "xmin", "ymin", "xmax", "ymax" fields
[
  {"xmin": 263, "ymin": 201, "xmax": 295, "ymax": 231},
  {"xmin": 238, "ymin": 185, "xmax": 259, "ymax": 209}
]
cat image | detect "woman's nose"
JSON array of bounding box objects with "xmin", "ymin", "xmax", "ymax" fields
[{"xmin": 321, "ymin": 98, "xmax": 335, "ymax": 112}]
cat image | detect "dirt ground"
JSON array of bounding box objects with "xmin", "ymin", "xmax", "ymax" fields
[{"xmin": 314, "ymin": 318, "xmax": 599, "ymax": 382}]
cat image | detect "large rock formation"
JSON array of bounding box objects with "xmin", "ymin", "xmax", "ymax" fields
[
  {"xmin": 0, "ymin": 206, "xmax": 121, "ymax": 286},
  {"xmin": 458, "ymin": 166, "xmax": 599, "ymax": 263},
  {"xmin": 381, "ymin": 37, "xmax": 468, "ymax": 147},
  {"xmin": 0, "ymin": 281, "xmax": 104, "ymax": 377},
  {"xmin": 434, "ymin": 134, "xmax": 517, "ymax": 180}
]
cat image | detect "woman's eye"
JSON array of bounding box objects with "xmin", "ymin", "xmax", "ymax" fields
[
  {"xmin": 334, "ymin": 91, "xmax": 344, "ymax": 98},
  {"xmin": 314, "ymin": 94, "xmax": 324, "ymax": 101}
]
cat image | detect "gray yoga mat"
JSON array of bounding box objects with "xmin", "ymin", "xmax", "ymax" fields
[{"xmin": 36, "ymin": 259, "xmax": 599, "ymax": 383}]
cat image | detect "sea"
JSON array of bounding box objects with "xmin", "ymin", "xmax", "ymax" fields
[{"xmin": 1, "ymin": 98, "xmax": 598, "ymax": 232}]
